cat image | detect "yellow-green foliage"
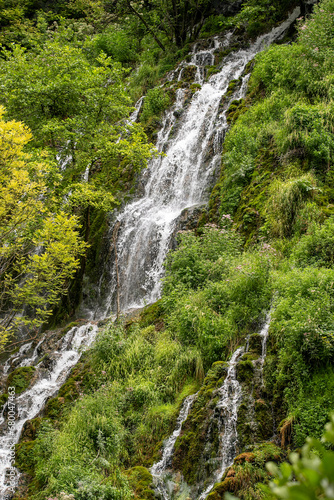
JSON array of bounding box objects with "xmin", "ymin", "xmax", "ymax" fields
[{"xmin": 0, "ymin": 108, "xmax": 87, "ymax": 348}]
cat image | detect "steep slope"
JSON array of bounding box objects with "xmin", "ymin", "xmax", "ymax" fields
[{"xmin": 1, "ymin": 2, "xmax": 334, "ymax": 500}]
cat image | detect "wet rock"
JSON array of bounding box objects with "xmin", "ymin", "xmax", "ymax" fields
[
  {"xmin": 300, "ymin": 0, "xmax": 319, "ymax": 16},
  {"xmin": 171, "ymin": 205, "xmax": 207, "ymax": 249},
  {"xmin": 248, "ymin": 333, "xmax": 263, "ymax": 355},
  {"xmin": 212, "ymin": 0, "xmax": 242, "ymax": 17},
  {"xmin": 173, "ymin": 109, "xmax": 183, "ymax": 118}
]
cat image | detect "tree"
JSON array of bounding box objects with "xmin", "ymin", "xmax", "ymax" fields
[
  {"xmin": 0, "ymin": 41, "xmax": 154, "ymax": 215},
  {"xmin": 105, "ymin": 0, "xmax": 212, "ymax": 48},
  {"xmin": 0, "ymin": 107, "xmax": 87, "ymax": 349}
]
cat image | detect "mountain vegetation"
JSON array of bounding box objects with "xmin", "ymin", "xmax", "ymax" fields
[{"xmin": 0, "ymin": 0, "xmax": 334, "ymax": 499}]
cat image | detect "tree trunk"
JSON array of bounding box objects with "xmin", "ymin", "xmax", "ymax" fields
[{"xmin": 126, "ymin": 0, "xmax": 166, "ymax": 51}]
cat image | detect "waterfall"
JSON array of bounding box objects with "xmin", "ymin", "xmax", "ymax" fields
[
  {"xmin": 150, "ymin": 313, "xmax": 272, "ymax": 500},
  {"xmin": 150, "ymin": 393, "xmax": 197, "ymax": 499},
  {"xmin": 198, "ymin": 347, "xmax": 244, "ymax": 500},
  {"xmin": 0, "ymin": 323, "xmax": 98, "ymax": 496},
  {"xmin": 98, "ymin": 7, "xmax": 300, "ymax": 315},
  {"xmin": 197, "ymin": 315, "xmax": 272, "ymax": 499}
]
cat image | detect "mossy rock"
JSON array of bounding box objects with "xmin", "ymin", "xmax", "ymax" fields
[
  {"xmin": 0, "ymin": 393, "xmax": 8, "ymax": 410},
  {"xmin": 241, "ymin": 352, "xmax": 258, "ymax": 362},
  {"xmin": 143, "ymin": 116, "xmax": 162, "ymax": 143},
  {"xmin": 181, "ymin": 65, "xmax": 197, "ymax": 83},
  {"xmin": 206, "ymin": 66, "xmax": 220, "ymax": 78},
  {"xmin": 236, "ymin": 402, "xmax": 254, "ymax": 449},
  {"xmin": 173, "ymin": 361, "xmax": 229, "ymax": 484},
  {"xmin": 6, "ymin": 366, "xmax": 36, "ymax": 394},
  {"xmin": 43, "ymin": 396, "xmax": 66, "ymax": 420},
  {"xmin": 190, "ymin": 83, "xmax": 201, "ymax": 93},
  {"xmin": 243, "ymin": 58, "xmax": 255, "ymax": 76},
  {"xmin": 137, "ymin": 300, "xmax": 164, "ymax": 330},
  {"xmin": 21, "ymin": 417, "xmax": 42, "ymax": 441},
  {"xmin": 234, "ymin": 452, "xmax": 255, "ymax": 465},
  {"xmin": 254, "ymin": 399, "xmax": 273, "ymax": 440},
  {"xmin": 236, "ymin": 360, "xmax": 254, "ymax": 383},
  {"xmin": 226, "ymin": 98, "xmax": 247, "ymax": 124},
  {"xmin": 248, "ymin": 333, "xmax": 263, "ymax": 356},
  {"xmin": 15, "ymin": 440, "xmax": 36, "ymax": 475},
  {"xmin": 126, "ymin": 466, "xmax": 154, "ymax": 499},
  {"xmin": 206, "ymin": 477, "xmax": 237, "ymax": 499},
  {"xmin": 225, "ymin": 77, "xmax": 242, "ymax": 97}
]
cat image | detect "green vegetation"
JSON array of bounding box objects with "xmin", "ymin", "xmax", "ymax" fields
[
  {"xmin": 263, "ymin": 414, "xmax": 334, "ymax": 500},
  {"xmin": 0, "ymin": 109, "xmax": 87, "ymax": 346},
  {"xmin": 6, "ymin": 366, "xmax": 35, "ymax": 394},
  {"xmin": 21, "ymin": 322, "xmax": 202, "ymax": 498},
  {"xmin": 208, "ymin": 443, "xmax": 284, "ymax": 500},
  {"xmin": 2, "ymin": 0, "xmax": 334, "ymax": 499}
]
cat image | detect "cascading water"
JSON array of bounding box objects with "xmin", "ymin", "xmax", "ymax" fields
[
  {"xmin": 259, "ymin": 313, "xmax": 271, "ymax": 384},
  {"xmin": 0, "ymin": 323, "xmax": 98, "ymax": 496},
  {"xmin": 198, "ymin": 347, "xmax": 244, "ymax": 500},
  {"xmin": 151, "ymin": 393, "xmax": 197, "ymax": 500},
  {"xmin": 97, "ymin": 7, "xmax": 300, "ymax": 316}
]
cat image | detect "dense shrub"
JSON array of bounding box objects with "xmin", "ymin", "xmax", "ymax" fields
[
  {"xmin": 140, "ymin": 87, "xmax": 170, "ymax": 124},
  {"xmin": 291, "ymin": 217, "xmax": 334, "ymax": 267}
]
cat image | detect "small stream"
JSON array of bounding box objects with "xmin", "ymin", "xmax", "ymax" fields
[{"xmin": 0, "ymin": 324, "xmax": 98, "ymax": 496}]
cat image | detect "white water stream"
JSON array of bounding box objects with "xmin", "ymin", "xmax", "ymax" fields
[
  {"xmin": 198, "ymin": 347, "xmax": 244, "ymax": 500},
  {"xmin": 151, "ymin": 394, "xmax": 197, "ymax": 500},
  {"xmin": 150, "ymin": 313, "xmax": 272, "ymax": 500},
  {"xmin": 99, "ymin": 7, "xmax": 300, "ymax": 315},
  {"xmin": 197, "ymin": 314, "xmax": 271, "ymax": 499},
  {"xmin": 0, "ymin": 323, "xmax": 98, "ymax": 496}
]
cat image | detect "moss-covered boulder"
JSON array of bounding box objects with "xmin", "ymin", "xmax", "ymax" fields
[
  {"xmin": 181, "ymin": 65, "xmax": 197, "ymax": 83},
  {"xmin": 254, "ymin": 399, "xmax": 273, "ymax": 440},
  {"xmin": 6, "ymin": 366, "xmax": 35, "ymax": 394},
  {"xmin": 206, "ymin": 443, "xmax": 283, "ymax": 499},
  {"xmin": 248, "ymin": 333, "xmax": 263, "ymax": 356},
  {"xmin": 173, "ymin": 361, "xmax": 229, "ymax": 485},
  {"xmin": 236, "ymin": 360, "xmax": 254, "ymax": 383},
  {"xmin": 206, "ymin": 477, "xmax": 237, "ymax": 499},
  {"xmin": 21, "ymin": 417, "xmax": 42, "ymax": 441},
  {"xmin": 126, "ymin": 466, "xmax": 154, "ymax": 499}
]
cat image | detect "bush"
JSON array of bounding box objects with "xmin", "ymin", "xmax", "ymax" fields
[
  {"xmin": 90, "ymin": 28, "xmax": 138, "ymax": 64},
  {"xmin": 140, "ymin": 87, "xmax": 170, "ymax": 124},
  {"xmin": 291, "ymin": 217, "xmax": 334, "ymax": 267},
  {"xmin": 265, "ymin": 174, "xmax": 320, "ymax": 238}
]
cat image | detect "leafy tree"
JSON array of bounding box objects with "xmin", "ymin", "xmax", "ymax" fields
[
  {"xmin": 0, "ymin": 107, "xmax": 87, "ymax": 349},
  {"xmin": 0, "ymin": 40, "xmax": 154, "ymax": 214}
]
